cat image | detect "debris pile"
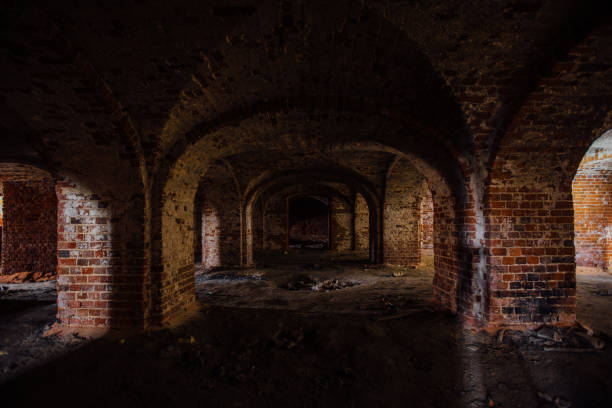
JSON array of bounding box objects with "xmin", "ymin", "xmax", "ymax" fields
[
  {"xmin": 499, "ymin": 323, "xmax": 606, "ymax": 352},
  {"xmin": 282, "ymin": 274, "xmax": 360, "ymax": 291},
  {"xmin": 312, "ymin": 279, "xmax": 358, "ymax": 292}
]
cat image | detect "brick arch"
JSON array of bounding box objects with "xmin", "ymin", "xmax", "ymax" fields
[
  {"xmin": 482, "ymin": 15, "xmax": 612, "ymax": 326},
  {"xmin": 0, "ymin": 163, "xmax": 57, "ymax": 279},
  {"xmin": 157, "ymin": 129, "xmax": 472, "ymax": 325},
  {"xmin": 243, "ymin": 168, "xmax": 382, "ymax": 266},
  {"xmin": 256, "ymin": 182, "xmax": 359, "ymax": 256},
  {"xmin": 152, "ymin": 3, "xmax": 474, "ymax": 176},
  {"xmin": 573, "ymin": 129, "xmax": 612, "ymax": 272}
]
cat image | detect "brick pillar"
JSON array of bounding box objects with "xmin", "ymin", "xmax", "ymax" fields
[
  {"xmin": 485, "ymin": 181, "xmax": 576, "ymax": 324},
  {"xmin": 56, "ymin": 181, "xmax": 145, "ymax": 328},
  {"xmin": 1, "ymin": 180, "xmax": 57, "ymax": 276},
  {"xmin": 384, "ymin": 158, "xmax": 423, "ymax": 266},
  {"xmin": 198, "ymin": 161, "xmax": 242, "ymax": 268},
  {"xmin": 419, "ymin": 183, "xmax": 434, "ymax": 256},
  {"xmin": 330, "ymin": 196, "xmax": 352, "ymax": 251},
  {"xmin": 354, "ymin": 193, "xmax": 369, "ymax": 251}
]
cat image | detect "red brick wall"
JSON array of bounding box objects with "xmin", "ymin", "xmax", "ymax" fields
[
  {"xmin": 419, "ymin": 182, "xmax": 434, "ymax": 254},
  {"xmin": 486, "ymin": 155, "xmax": 576, "ymax": 325},
  {"xmin": 354, "ymin": 193, "xmax": 369, "ymax": 251},
  {"xmin": 431, "ymin": 188, "xmax": 461, "ymax": 314},
  {"xmin": 572, "ymin": 146, "xmax": 612, "ymax": 271},
  {"xmin": 1, "ymin": 181, "xmax": 57, "ymax": 276},
  {"xmin": 384, "ymin": 158, "xmax": 424, "ymax": 266},
  {"xmin": 197, "ymin": 162, "xmax": 242, "ymax": 268}
]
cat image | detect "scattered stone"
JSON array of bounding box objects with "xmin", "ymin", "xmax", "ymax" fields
[
  {"xmin": 535, "ymin": 327, "xmax": 556, "ymax": 341},
  {"xmin": 312, "ymin": 279, "xmax": 358, "ymax": 292},
  {"xmin": 281, "ymin": 275, "xmax": 360, "ymax": 291}
]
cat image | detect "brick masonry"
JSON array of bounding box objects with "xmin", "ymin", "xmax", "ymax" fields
[
  {"xmin": 258, "ymin": 188, "xmax": 357, "ymax": 253},
  {"xmin": 1, "ymin": 180, "xmax": 57, "ymax": 276},
  {"xmin": 4, "ymin": 1, "xmax": 612, "ymax": 329},
  {"xmin": 420, "ymin": 183, "xmax": 434, "ymax": 255},
  {"xmin": 354, "ymin": 193, "xmax": 369, "ymax": 251},
  {"xmin": 56, "ymin": 180, "xmax": 145, "ymax": 328},
  {"xmin": 384, "ymin": 158, "xmax": 424, "ymax": 266},
  {"xmin": 330, "ymin": 196, "xmax": 352, "ymax": 251},
  {"xmin": 196, "ymin": 161, "xmax": 242, "ymax": 268}
]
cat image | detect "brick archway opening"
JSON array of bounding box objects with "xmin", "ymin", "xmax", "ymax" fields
[
  {"xmin": 573, "ymin": 129, "xmax": 612, "ymax": 273},
  {"xmin": 0, "ymin": 163, "xmax": 57, "ymax": 283},
  {"xmin": 288, "ymin": 196, "xmax": 330, "ymax": 250}
]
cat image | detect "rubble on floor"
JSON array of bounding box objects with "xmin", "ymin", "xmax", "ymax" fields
[
  {"xmin": 497, "ymin": 322, "xmax": 607, "ymax": 352},
  {"xmin": 281, "ymin": 274, "xmax": 360, "ymax": 291}
]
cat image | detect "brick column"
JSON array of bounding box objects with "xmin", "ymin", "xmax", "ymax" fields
[
  {"xmin": 384, "ymin": 158, "xmax": 424, "ymax": 266},
  {"xmin": 56, "ymin": 181, "xmax": 145, "ymax": 328}
]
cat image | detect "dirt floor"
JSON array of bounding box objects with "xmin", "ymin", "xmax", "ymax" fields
[{"xmin": 1, "ymin": 252, "xmax": 611, "ymax": 407}]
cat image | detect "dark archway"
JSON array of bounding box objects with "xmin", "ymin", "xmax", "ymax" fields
[{"xmin": 288, "ymin": 196, "xmax": 330, "ymax": 250}]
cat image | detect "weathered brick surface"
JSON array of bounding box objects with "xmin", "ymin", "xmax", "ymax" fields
[
  {"xmin": 354, "ymin": 193, "xmax": 369, "ymax": 251},
  {"xmin": 384, "ymin": 158, "xmax": 424, "ymax": 266},
  {"xmin": 1, "ymin": 181, "xmax": 57, "ymax": 276},
  {"xmin": 4, "ymin": 0, "xmax": 612, "ymax": 329},
  {"xmin": 330, "ymin": 196, "xmax": 352, "ymax": 251},
  {"xmin": 56, "ymin": 179, "xmax": 146, "ymax": 328},
  {"xmin": 196, "ymin": 161, "xmax": 242, "ymax": 268},
  {"xmin": 420, "ymin": 183, "xmax": 434, "ymax": 255}
]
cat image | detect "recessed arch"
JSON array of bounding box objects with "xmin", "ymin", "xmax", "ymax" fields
[
  {"xmin": 573, "ymin": 129, "xmax": 612, "ymax": 272},
  {"xmin": 242, "ymin": 168, "xmax": 383, "ymax": 266}
]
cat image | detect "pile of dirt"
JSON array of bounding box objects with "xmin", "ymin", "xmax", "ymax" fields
[{"xmin": 0, "ymin": 272, "xmax": 55, "ymax": 284}]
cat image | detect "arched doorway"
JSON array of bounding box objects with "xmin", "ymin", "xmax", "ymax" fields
[
  {"xmin": 288, "ymin": 196, "xmax": 330, "ymax": 250},
  {"xmin": 572, "ymin": 129, "xmax": 612, "ymax": 335}
]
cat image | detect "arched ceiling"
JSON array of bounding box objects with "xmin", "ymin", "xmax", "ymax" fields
[
  {"xmin": 0, "ymin": 163, "xmax": 54, "ymax": 183},
  {"xmin": 2, "ymin": 0, "xmax": 611, "ymax": 189},
  {"xmin": 224, "ymin": 148, "xmax": 396, "ymax": 197}
]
